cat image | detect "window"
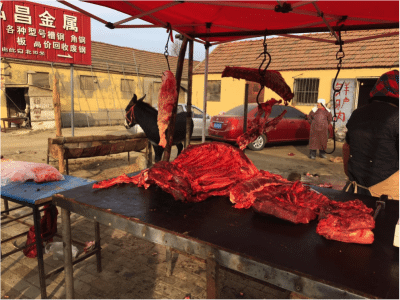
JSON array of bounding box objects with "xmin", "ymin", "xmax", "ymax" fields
[
  {"xmin": 207, "ymin": 80, "xmax": 221, "ymax": 102},
  {"xmin": 121, "ymin": 79, "xmax": 135, "ymax": 93},
  {"xmin": 255, "ymin": 105, "xmax": 283, "ymax": 118},
  {"xmin": 31, "ymin": 72, "xmax": 50, "ymax": 89},
  {"xmin": 80, "ymin": 75, "xmax": 97, "ymax": 90},
  {"xmin": 293, "ymin": 78, "xmax": 319, "ymax": 105},
  {"xmin": 192, "ymin": 107, "xmax": 203, "ymax": 118},
  {"xmin": 283, "ymin": 106, "xmax": 306, "ymax": 119}
]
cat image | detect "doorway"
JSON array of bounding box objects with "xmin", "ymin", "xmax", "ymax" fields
[
  {"xmin": 4, "ymin": 87, "xmax": 29, "ymax": 117},
  {"xmin": 357, "ymin": 78, "xmax": 377, "ymax": 108}
]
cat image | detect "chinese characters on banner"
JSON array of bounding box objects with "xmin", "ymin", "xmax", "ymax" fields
[
  {"xmin": 1, "ymin": 1, "xmax": 91, "ymax": 65},
  {"xmin": 330, "ymin": 79, "xmax": 356, "ymax": 127}
]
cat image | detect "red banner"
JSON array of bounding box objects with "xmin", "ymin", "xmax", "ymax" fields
[{"xmin": 1, "ymin": 0, "xmax": 91, "ymax": 65}]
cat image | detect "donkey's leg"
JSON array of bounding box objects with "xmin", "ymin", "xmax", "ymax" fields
[
  {"xmin": 176, "ymin": 143, "xmax": 184, "ymax": 156},
  {"xmin": 153, "ymin": 145, "xmax": 164, "ymax": 162}
]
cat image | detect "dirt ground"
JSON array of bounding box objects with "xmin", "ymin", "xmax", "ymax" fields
[{"xmin": 0, "ymin": 125, "xmax": 348, "ymax": 189}]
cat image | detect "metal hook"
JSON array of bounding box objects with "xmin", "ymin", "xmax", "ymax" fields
[
  {"xmin": 164, "ymin": 23, "xmax": 172, "ymax": 71},
  {"xmin": 255, "ymin": 32, "xmax": 271, "ymax": 105}
]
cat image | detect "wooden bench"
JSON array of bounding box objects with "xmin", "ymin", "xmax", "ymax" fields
[{"xmin": 47, "ymin": 133, "xmax": 150, "ymax": 174}]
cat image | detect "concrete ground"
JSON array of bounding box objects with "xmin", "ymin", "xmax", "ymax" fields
[{"xmin": 1, "ymin": 125, "xmax": 347, "ymax": 299}]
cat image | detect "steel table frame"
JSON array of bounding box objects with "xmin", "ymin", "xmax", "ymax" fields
[
  {"xmin": 52, "ymin": 183, "xmax": 399, "ymax": 299},
  {"xmin": 1, "ymin": 176, "xmax": 95, "ymax": 299},
  {"xmin": 1, "ymin": 196, "xmax": 52, "ymax": 298},
  {"xmin": 0, "ymin": 196, "xmax": 101, "ymax": 300}
]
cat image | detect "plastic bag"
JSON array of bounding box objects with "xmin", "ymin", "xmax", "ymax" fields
[
  {"xmin": 45, "ymin": 242, "xmax": 79, "ymax": 260},
  {"xmin": 1, "ymin": 160, "xmax": 64, "ymax": 186}
]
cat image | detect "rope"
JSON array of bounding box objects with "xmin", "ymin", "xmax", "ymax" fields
[
  {"xmin": 255, "ymin": 32, "xmax": 271, "ymax": 106},
  {"xmin": 326, "ymin": 29, "xmax": 345, "ymax": 155}
]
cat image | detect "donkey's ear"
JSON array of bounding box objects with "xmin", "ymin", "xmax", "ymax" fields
[
  {"xmin": 138, "ymin": 94, "xmax": 146, "ymax": 102},
  {"xmin": 126, "ymin": 94, "xmax": 137, "ymax": 109}
]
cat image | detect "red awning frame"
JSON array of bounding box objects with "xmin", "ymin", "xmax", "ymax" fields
[{"xmin": 57, "ymin": 0, "xmax": 399, "ymax": 46}]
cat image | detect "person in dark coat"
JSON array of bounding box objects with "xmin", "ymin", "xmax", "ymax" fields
[
  {"xmin": 307, "ymin": 98, "xmax": 332, "ymax": 159},
  {"xmin": 343, "ymin": 70, "xmax": 399, "ymax": 199}
]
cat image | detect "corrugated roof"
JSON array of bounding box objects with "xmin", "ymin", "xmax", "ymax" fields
[
  {"xmin": 194, "ymin": 29, "xmax": 399, "ymax": 74},
  {"xmin": 92, "ymin": 41, "xmax": 200, "ymax": 79}
]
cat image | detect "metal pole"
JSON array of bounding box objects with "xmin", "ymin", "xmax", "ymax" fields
[
  {"xmin": 33, "ymin": 206, "xmax": 47, "ymax": 299},
  {"xmin": 61, "ymin": 208, "xmax": 74, "ymax": 299},
  {"xmin": 70, "ymin": 64, "xmax": 74, "ymax": 136},
  {"xmin": 186, "ymin": 39, "xmax": 194, "ymax": 147},
  {"xmin": 243, "ymin": 84, "xmax": 249, "ymax": 154},
  {"xmin": 202, "ymin": 23, "xmax": 211, "ymax": 143}
]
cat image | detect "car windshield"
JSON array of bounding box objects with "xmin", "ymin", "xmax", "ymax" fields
[{"xmin": 225, "ymin": 104, "xmax": 258, "ymax": 116}]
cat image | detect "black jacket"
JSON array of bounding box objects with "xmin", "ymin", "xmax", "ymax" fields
[{"xmin": 345, "ymin": 97, "xmax": 399, "ymax": 192}]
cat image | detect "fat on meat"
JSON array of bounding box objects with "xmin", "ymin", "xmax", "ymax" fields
[
  {"xmin": 157, "ymin": 70, "xmax": 178, "ymax": 148},
  {"xmin": 316, "ymin": 215, "xmax": 375, "ymax": 244},
  {"xmin": 252, "ymin": 197, "xmax": 317, "ymax": 224},
  {"xmin": 316, "ymin": 199, "xmax": 375, "ymax": 244}
]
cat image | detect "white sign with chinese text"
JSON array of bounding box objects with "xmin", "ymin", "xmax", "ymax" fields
[{"xmin": 330, "ymin": 79, "xmax": 356, "ymax": 127}]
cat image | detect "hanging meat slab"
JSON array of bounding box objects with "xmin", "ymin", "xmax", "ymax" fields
[
  {"xmin": 157, "ymin": 70, "xmax": 178, "ymax": 148},
  {"xmin": 221, "ymin": 66, "xmax": 294, "ymax": 101}
]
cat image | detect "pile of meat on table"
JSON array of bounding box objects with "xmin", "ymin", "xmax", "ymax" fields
[{"xmin": 93, "ymin": 142, "xmax": 375, "ymax": 245}]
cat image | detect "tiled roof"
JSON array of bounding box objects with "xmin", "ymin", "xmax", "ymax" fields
[
  {"xmin": 194, "ymin": 29, "xmax": 399, "ymax": 74},
  {"xmin": 91, "ymin": 41, "xmax": 200, "ymax": 79}
]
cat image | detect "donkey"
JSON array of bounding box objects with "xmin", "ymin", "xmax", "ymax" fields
[{"xmin": 124, "ymin": 94, "xmax": 193, "ymax": 162}]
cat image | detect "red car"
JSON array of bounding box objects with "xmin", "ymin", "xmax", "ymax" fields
[{"xmin": 209, "ymin": 104, "xmax": 333, "ymax": 151}]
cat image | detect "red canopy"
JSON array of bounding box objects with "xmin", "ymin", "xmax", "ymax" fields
[{"xmin": 61, "ymin": 1, "xmax": 399, "ymax": 45}]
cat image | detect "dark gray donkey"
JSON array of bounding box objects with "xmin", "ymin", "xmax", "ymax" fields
[{"xmin": 124, "ymin": 94, "xmax": 193, "ymax": 162}]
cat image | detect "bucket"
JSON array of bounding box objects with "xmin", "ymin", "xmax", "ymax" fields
[{"xmin": 45, "ymin": 242, "xmax": 79, "ymax": 260}]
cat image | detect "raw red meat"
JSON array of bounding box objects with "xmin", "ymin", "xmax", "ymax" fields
[
  {"xmin": 316, "ymin": 199, "xmax": 375, "ymax": 244},
  {"xmin": 92, "ymin": 141, "xmax": 375, "ymax": 244},
  {"xmin": 250, "ymin": 181, "xmax": 330, "ymax": 224},
  {"xmin": 253, "ymin": 197, "xmax": 317, "ymax": 224},
  {"xmin": 98, "ymin": 142, "xmax": 261, "ymax": 202},
  {"xmin": 230, "ymin": 169, "xmax": 332, "ymax": 224},
  {"xmin": 316, "ymin": 215, "xmax": 375, "ymax": 244},
  {"xmin": 236, "ymin": 99, "xmax": 287, "ymax": 150},
  {"xmin": 229, "ymin": 170, "xmax": 287, "ymax": 209},
  {"xmin": 157, "ymin": 70, "xmax": 178, "ymax": 148},
  {"xmin": 221, "ymin": 66, "xmax": 294, "ymax": 101},
  {"xmin": 318, "ymin": 199, "xmax": 374, "ymax": 219},
  {"xmin": 93, "ymin": 174, "xmax": 137, "ymax": 189}
]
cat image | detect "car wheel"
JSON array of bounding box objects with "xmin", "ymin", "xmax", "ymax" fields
[{"xmin": 248, "ymin": 134, "xmax": 267, "ymax": 151}]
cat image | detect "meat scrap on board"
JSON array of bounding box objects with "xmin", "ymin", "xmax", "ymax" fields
[{"xmin": 93, "ymin": 142, "xmax": 375, "ymax": 244}]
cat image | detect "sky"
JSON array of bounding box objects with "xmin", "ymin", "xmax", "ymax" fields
[{"xmin": 32, "ymin": 0, "xmax": 217, "ymax": 62}]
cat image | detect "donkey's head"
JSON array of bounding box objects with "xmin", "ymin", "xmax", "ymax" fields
[{"xmin": 124, "ymin": 94, "xmax": 146, "ymax": 129}]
